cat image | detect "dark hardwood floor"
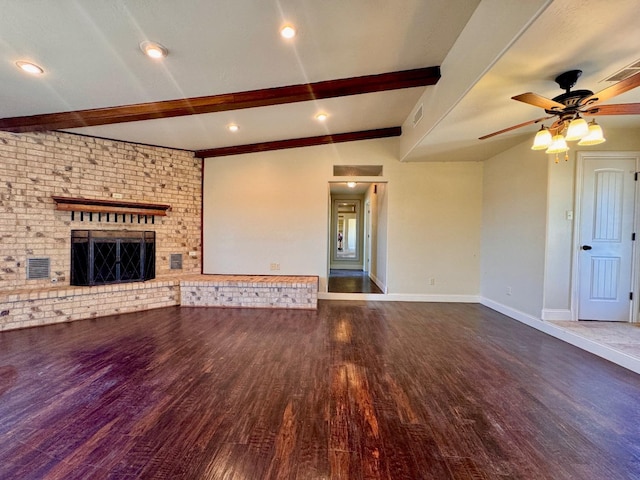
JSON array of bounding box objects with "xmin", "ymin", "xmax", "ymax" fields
[
  {"xmin": 328, "ymin": 269, "xmax": 383, "ymax": 294},
  {"xmin": 1, "ymin": 301, "xmax": 639, "ymax": 479}
]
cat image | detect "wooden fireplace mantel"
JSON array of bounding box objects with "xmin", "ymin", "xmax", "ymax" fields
[{"xmin": 51, "ymin": 196, "xmax": 171, "ymax": 216}]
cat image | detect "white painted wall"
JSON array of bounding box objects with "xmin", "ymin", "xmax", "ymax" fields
[
  {"xmin": 385, "ymin": 160, "xmax": 483, "ymax": 295},
  {"xmin": 543, "ymin": 128, "xmax": 640, "ymax": 319},
  {"xmin": 542, "ymin": 154, "xmax": 575, "ymax": 317},
  {"xmin": 203, "ymin": 147, "xmax": 328, "ymax": 283},
  {"xmin": 480, "ymin": 140, "xmax": 548, "ymax": 318},
  {"xmin": 203, "ymin": 137, "xmax": 483, "ymax": 296},
  {"xmin": 482, "ymin": 127, "xmax": 640, "ymax": 321}
]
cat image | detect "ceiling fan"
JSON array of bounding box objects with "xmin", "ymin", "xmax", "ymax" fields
[{"xmin": 479, "ymin": 69, "xmax": 640, "ymax": 147}]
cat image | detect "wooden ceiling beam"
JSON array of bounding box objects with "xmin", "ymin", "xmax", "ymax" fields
[
  {"xmin": 195, "ymin": 127, "xmax": 401, "ymax": 158},
  {"xmin": 0, "ymin": 66, "xmax": 439, "ymax": 133}
]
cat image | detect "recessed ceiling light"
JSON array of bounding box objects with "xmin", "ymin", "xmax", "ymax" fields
[
  {"xmin": 280, "ymin": 25, "xmax": 296, "ymax": 39},
  {"xmin": 228, "ymin": 124, "xmax": 239, "ymax": 132},
  {"xmin": 347, "ymin": 182, "xmax": 357, "ymax": 188},
  {"xmin": 16, "ymin": 61, "xmax": 44, "ymax": 75},
  {"xmin": 140, "ymin": 41, "xmax": 168, "ymax": 59},
  {"xmin": 315, "ymin": 113, "xmax": 328, "ymax": 122}
]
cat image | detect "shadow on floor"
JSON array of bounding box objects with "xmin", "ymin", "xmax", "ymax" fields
[{"xmin": 328, "ymin": 269, "xmax": 383, "ymax": 294}]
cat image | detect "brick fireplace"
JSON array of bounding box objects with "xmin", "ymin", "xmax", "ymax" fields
[{"xmin": 0, "ymin": 130, "xmax": 202, "ymax": 331}]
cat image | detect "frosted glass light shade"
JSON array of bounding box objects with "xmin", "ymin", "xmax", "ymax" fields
[
  {"xmin": 577, "ymin": 121, "xmax": 606, "ymax": 146},
  {"xmin": 565, "ymin": 117, "xmax": 589, "ymax": 141},
  {"xmin": 531, "ymin": 127, "xmax": 552, "ymax": 150},
  {"xmin": 546, "ymin": 134, "xmax": 569, "ymax": 154}
]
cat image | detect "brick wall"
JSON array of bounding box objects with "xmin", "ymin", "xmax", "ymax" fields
[{"xmin": 0, "ymin": 130, "xmax": 202, "ymax": 292}]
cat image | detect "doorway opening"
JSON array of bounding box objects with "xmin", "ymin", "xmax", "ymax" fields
[{"xmin": 327, "ymin": 182, "xmax": 387, "ymax": 294}]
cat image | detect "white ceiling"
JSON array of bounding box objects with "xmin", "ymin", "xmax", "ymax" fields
[
  {"xmin": 402, "ymin": 0, "xmax": 640, "ymax": 162},
  {"xmin": 330, "ymin": 182, "xmax": 373, "ymax": 196},
  {"xmin": 2, "ymin": 0, "xmax": 640, "ymax": 161}
]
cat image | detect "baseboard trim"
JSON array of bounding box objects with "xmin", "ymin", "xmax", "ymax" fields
[
  {"xmin": 480, "ymin": 298, "xmax": 543, "ymax": 328},
  {"xmin": 369, "ymin": 273, "xmax": 386, "ymax": 294},
  {"xmin": 319, "ymin": 292, "xmax": 480, "ymax": 303},
  {"xmin": 541, "ymin": 308, "xmax": 573, "ymax": 321},
  {"xmin": 480, "ymin": 297, "xmax": 640, "ymax": 375}
]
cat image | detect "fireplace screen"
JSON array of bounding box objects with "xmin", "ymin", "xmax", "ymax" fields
[{"xmin": 71, "ymin": 230, "xmax": 155, "ymax": 286}]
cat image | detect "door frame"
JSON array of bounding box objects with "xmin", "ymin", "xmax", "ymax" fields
[
  {"xmin": 571, "ymin": 151, "xmax": 640, "ymax": 322},
  {"xmin": 363, "ymin": 200, "xmax": 370, "ymax": 273}
]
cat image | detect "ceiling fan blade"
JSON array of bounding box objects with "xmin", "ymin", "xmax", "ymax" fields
[
  {"xmin": 512, "ymin": 92, "xmax": 565, "ymax": 111},
  {"xmin": 583, "ymin": 103, "xmax": 640, "ymax": 116},
  {"xmin": 581, "ymin": 71, "xmax": 640, "ymax": 106},
  {"xmin": 479, "ymin": 115, "xmax": 554, "ymax": 140}
]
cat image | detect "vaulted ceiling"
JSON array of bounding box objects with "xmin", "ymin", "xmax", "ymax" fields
[{"xmin": 1, "ymin": 0, "xmax": 639, "ymax": 161}]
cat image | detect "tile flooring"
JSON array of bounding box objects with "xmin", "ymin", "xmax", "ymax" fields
[{"xmin": 550, "ymin": 320, "xmax": 640, "ymax": 363}]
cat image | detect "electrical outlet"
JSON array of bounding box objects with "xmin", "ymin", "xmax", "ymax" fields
[
  {"xmin": 506, "ymin": 286, "xmax": 512, "ymax": 296},
  {"xmin": 111, "ymin": 192, "xmax": 123, "ymax": 199},
  {"xmin": 429, "ymin": 277, "xmax": 435, "ymax": 286},
  {"xmin": 270, "ymin": 263, "xmax": 280, "ymax": 271}
]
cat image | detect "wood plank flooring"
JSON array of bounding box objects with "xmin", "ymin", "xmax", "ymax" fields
[
  {"xmin": 328, "ymin": 270, "xmax": 383, "ymax": 294},
  {"xmin": 0, "ymin": 301, "xmax": 639, "ymax": 479}
]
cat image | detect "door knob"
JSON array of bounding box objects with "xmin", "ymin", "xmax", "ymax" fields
[{"xmin": 581, "ymin": 245, "xmax": 592, "ymax": 250}]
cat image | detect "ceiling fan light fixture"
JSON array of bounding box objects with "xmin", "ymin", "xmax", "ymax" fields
[
  {"xmin": 565, "ymin": 116, "xmax": 589, "ymax": 141},
  {"xmin": 546, "ymin": 134, "xmax": 569, "ymax": 154},
  {"xmin": 577, "ymin": 120, "xmax": 606, "ymax": 146},
  {"xmin": 531, "ymin": 126, "xmax": 552, "ymax": 150}
]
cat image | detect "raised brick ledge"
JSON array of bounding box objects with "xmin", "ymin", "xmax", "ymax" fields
[
  {"xmin": 0, "ymin": 275, "xmax": 319, "ymax": 331},
  {"xmin": 0, "ymin": 274, "xmax": 318, "ymax": 305},
  {"xmin": 0, "ymin": 277, "xmax": 183, "ymax": 332},
  {"xmin": 179, "ymin": 274, "xmax": 318, "ymax": 287},
  {"xmin": 179, "ymin": 274, "xmax": 319, "ymax": 310},
  {"xmin": 0, "ymin": 278, "xmax": 181, "ymax": 304}
]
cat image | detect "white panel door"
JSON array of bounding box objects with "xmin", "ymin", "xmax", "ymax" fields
[{"xmin": 578, "ymin": 156, "xmax": 637, "ymax": 321}]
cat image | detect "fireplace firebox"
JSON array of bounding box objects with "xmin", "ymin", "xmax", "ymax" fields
[{"xmin": 71, "ymin": 230, "xmax": 155, "ymax": 286}]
